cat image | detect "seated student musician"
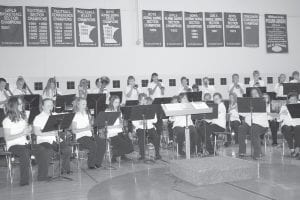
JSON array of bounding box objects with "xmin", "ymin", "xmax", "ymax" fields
[
  {"xmin": 290, "ymin": 71, "xmax": 300, "ymax": 83},
  {"xmin": 274, "ymin": 73, "xmax": 287, "ymax": 97},
  {"xmin": 12, "ymin": 76, "xmax": 30, "ymax": 96},
  {"xmin": 279, "ymin": 92, "xmax": 300, "ymax": 158},
  {"xmin": 192, "ymin": 84, "xmax": 199, "ymax": 92},
  {"xmin": 228, "ymin": 92, "xmax": 241, "ymax": 144},
  {"xmin": 105, "ymin": 95, "xmax": 133, "ymax": 163},
  {"xmin": 3, "ymin": 96, "xmax": 31, "ymax": 186},
  {"xmin": 125, "ymin": 75, "xmax": 141, "ymax": 101},
  {"xmin": 201, "ymin": 77, "xmax": 215, "ymax": 98},
  {"xmin": 148, "ymin": 73, "xmax": 165, "ymax": 99},
  {"xmin": 132, "ymin": 93, "xmax": 161, "ymax": 160},
  {"xmin": 198, "ymin": 93, "xmax": 227, "ymax": 154},
  {"xmin": 71, "ymin": 97, "xmax": 106, "ymax": 169},
  {"xmin": 0, "ymin": 78, "xmax": 10, "ymax": 110},
  {"xmin": 42, "ymin": 78, "xmax": 61, "ymax": 101},
  {"xmin": 229, "ymin": 74, "xmax": 245, "ymax": 97},
  {"xmin": 167, "ymin": 96, "xmax": 181, "ymax": 145},
  {"xmin": 77, "ymin": 79, "xmax": 90, "ymax": 99},
  {"xmin": 33, "ymin": 98, "xmax": 72, "ymax": 181},
  {"xmin": 263, "ymin": 93, "xmax": 279, "ymax": 146},
  {"xmin": 178, "ymin": 76, "xmax": 192, "ymax": 94},
  {"xmin": 169, "ymin": 93, "xmax": 198, "ymax": 156},
  {"xmin": 203, "ymin": 93, "xmax": 212, "ymax": 102},
  {"xmin": 238, "ymin": 88, "xmax": 268, "ymax": 159},
  {"xmin": 249, "ymin": 70, "xmax": 265, "ymax": 87}
]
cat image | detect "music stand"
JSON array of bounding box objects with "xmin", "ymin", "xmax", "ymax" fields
[
  {"xmin": 125, "ymin": 100, "xmax": 139, "ymax": 106},
  {"xmin": 283, "ymin": 83, "xmax": 300, "ymax": 95},
  {"xmin": 22, "ymin": 94, "xmax": 41, "ymax": 125},
  {"xmin": 191, "ymin": 103, "xmax": 218, "ymax": 155},
  {"xmin": 110, "ymin": 91, "xmax": 123, "ymax": 103},
  {"xmin": 152, "ymin": 97, "xmax": 172, "ymax": 119},
  {"xmin": 266, "ymin": 92, "xmax": 277, "ymax": 101},
  {"xmin": 0, "ymin": 108, "xmax": 5, "ymax": 127},
  {"xmin": 185, "ymin": 92, "xmax": 202, "ymax": 102},
  {"xmin": 130, "ymin": 105, "xmax": 157, "ymax": 163},
  {"xmin": 246, "ymin": 87, "xmax": 267, "ymax": 97},
  {"xmin": 55, "ymin": 94, "xmax": 76, "ymax": 113},
  {"xmin": 94, "ymin": 111, "xmax": 121, "ymax": 169},
  {"xmin": 287, "ymin": 104, "xmax": 300, "ymax": 118},
  {"xmin": 87, "ymin": 94, "xmax": 106, "ymax": 117},
  {"xmin": 42, "ymin": 113, "xmax": 75, "ymax": 181},
  {"xmin": 237, "ymin": 97, "xmax": 266, "ymax": 158}
]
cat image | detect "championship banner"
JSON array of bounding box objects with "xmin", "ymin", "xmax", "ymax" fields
[
  {"xmin": 205, "ymin": 12, "xmax": 224, "ymax": 47},
  {"xmin": 243, "ymin": 13, "xmax": 259, "ymax": 47},
  {"xmin": 184, "ymin": 12, "xmax": 204, "ymax": 47},
  {"xmin": 99, "ymin": 9, "xmax": 122, "ymax": 47},
  {"xmin": 164, "ymin": 11, "xmax": 184, "ymax": 47},
  {"xmin": 25, "ymin": 6, "xmax": 50, "ymax": 46},
  {"xmin": 142, "ymin": 10, "xmax": 163, "ymax": 47},
  {"xmin": 224, "ymin": 12, "xmax": 242, "ymax": 47},
  {"xmin": 265, "ymin": 14, "xmax": 288, "ymax": 53},
  {"xmin": 51, "ymin": 7, "xmax": 75, "ymax": 47},
  {"xmin": 0, "ymin": 6, "xmax": 24, "ymax": 46},
  {"xmin": 75, "ymin": 8, "xmax": 98, "ymax": 47}
]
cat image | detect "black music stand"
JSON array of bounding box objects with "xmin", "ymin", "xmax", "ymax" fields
[
  {"xmin": 94, "ymin": 111, "xmax": 121, "ymax": 170},
  {"xmin": 87, "ymin": 94, "xmax": 106, "ymax": 117},
  {"xmin": 266, "ymin": 92, "xmax": 277, "ymax": 101},
  {"xmin": 185, "ymin": 92, "xmax": 202, "ymax": 102},
  {"xmin": 22, "ymin": 94, "xmax": 41, "ymax": 125},
  {"xmin": 55, "ymin": 94, "xmax": 76, "ymax": 113},
  {"xmin": 237, "ymin": 97, "xmax": 266, "ymax": 158},
  {"xmin": 246, "ymin": 87, "xmax": 267, "ymax": 97},
  {"xmin": 191, "ymin": 103, "xmax": 218, "ymax": 155},
  {"xmin": 110, "ymin": 91, "xmax": 123, "ymax": 103},
  {"xmin": 130, "ymin": 105, "xmax": 157, "ymax": 163},
  {"xmin": 125, "ymin": 100, "xmax": 139, "ymax": 106},
  {"xmin": 42, "ymin": 113, "xmax": 75, "ymax": 181},
  {"xmin": 152, "ymin": 97, "xmax": 172, "ymax": 119},
  {"xmin": 0, "ymin": 108, "xmax": 5, "ymax": 127},
  {"xmin": 287, "ymin": 104, "xmax": 300, "ymax": 118},
  {"xmin": 283, "ymin": 83, "xmax": 300, "ymax": 95}
]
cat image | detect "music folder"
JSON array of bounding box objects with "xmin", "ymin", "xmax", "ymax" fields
[
  {"xmin": 94, "ymin": 111, "xmax": 121, "ymax": 127},
  {"xmin": 283, "ymin": 83, "xmax": 300, "ymax": 95},
  {"xmin": 42, "ymin": 113, "xmax": 75, "ymax": 133},
  {"xmin": 237, "ymin": 97, "xmax": 266, "ymax": 113}
]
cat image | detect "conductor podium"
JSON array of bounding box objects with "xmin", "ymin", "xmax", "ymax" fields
[{"xmin": 162, "ymin": 102, "xmax": 212, "ymax": 159}]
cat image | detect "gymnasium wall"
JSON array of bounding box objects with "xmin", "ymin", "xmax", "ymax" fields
[{"xmin": 0, "ymin": 0, "xmax": 299, "ymax": 98}]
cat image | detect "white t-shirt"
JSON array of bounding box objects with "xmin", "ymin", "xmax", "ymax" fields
[
  {"xmin": 201, "ymin": 85, "xmax": 216, "ymax": 96},
  {"xmin": 279, "ymin": 104, "xmax": 300, "ymax": 127},
  {"xmin": 0, "ymin": 90, "xmax": 9, "ymax": 109},
  {"xmin": 72, "ymin": 112, "xmax": 93, "ymax": 139},
  {"xmin": 170, "ymin": 115, "xmax": 194, "ymax": 128},
  {"xmin": 274, "ymin": 83, "xmax": 286, "ymax": 97},
  {"xmin": 212, "ymin": 103, "xmax": 227, "ymax": 129},
  {"xmin": 240, "ymin": 112, "xmax": 268, "ymax": 128},
  {"xmin": 125, "ymin": 85, "xmax": 141, "ymax": 101},
  {"xmin": 177, "ymin": 85, "xmax": 192, "ymax": 94},
  {"xmin": 105, "ymin": 110, "xmax": 123, "ymax": 138},
  {"xmin": 148, "ymin": 82, "xmax": 164, "ymax": 99},
  {"xmin": 290, "ymin": 79, "xmax": 300, "ymax": 83},
  {"xmin": 33, "ymin": 111, "xmax": 56, "ymax": 144},
  {"xmin": 3, "ymin": 117, "xmax": 28, "ymax": 149},
  {"xmin": 132, "ymin": 114, "xmax": 157, "ymax": 130},
  {"xmin": 228, "ymin": 83, "xmax": 245, "ymax": 97},
  {"xmin": 42, "ymin": 89, "xmax": 61, "ymax": 101},
  {"xmin": 13, "ymin": 88, "xmax": 27, "ymax": 96},
  {"xmin": 249, "ymin": 80, "xmax": 265, "ymax": 87}
]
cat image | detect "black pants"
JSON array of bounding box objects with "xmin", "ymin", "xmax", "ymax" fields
[
  {"xmin": 136, "ymin": 128, "xmax": 160, "ymax": 158},
  {"xmin": 173, "ymin": 126, "xmax": 198, "ymax": 154},
  {"xmin": 34, "ymin": 141, "xmax": 71, "ymax": 181},
  {"xmin": 281, "ymin": 125, "xmax": 300, "ymax": 150},
  {"xmin": 238, "ymin": 123, "xmax": 267, "ymax": 158},
  {"xmin": 77, "ymin": 136, "xmax": 106, "ymax": 168},
  {"xmin": 269, "ymin": 120, "xmax": 279, "ymax": 145},
  {"xmin": 167, "ymin": 121, "xmax": 174, "ymax": 141},
  {"xmin": 110, "ymin": 133, "xmax": 134, "ymax": 157},
  {"xmin": 9, "ymin": 145, "xmax": 30, "ymax": 185},
  {"xmin": 230, "ymin": 120, "xmax": 241, "ymax": 144},
  {"xmin": 206, "ymin": 124, "xmax": 226, "ymax": 154}
]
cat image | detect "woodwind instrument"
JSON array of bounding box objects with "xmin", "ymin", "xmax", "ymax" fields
[{"xmin": 5, "ymin": 83, "xmax": 13, "ymax": 96}]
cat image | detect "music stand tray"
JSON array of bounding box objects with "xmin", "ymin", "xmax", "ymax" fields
[
  {"xmin": 125, "ymin": 100, "xmax": 139, "ymax": 106},
  {"xmin": 287, "ymin": 104, "xmax": 300, "ymax": 119},
  {"xmin": 185, "ymin": 92, "xmax": 202, "ymax": 102},
  {"xmin": 283, "ymin": 83, "xmax": 300, "ymax": 95}
]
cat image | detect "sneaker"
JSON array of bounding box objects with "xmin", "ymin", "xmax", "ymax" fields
[{"xmin": 155, "ymin": 155, "xmax": 162, "ymax": 160}]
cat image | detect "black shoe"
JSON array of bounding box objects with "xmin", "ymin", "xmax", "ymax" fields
[
  {"xmin": 89, "ymin": 166, "xmax": 97, "ymax": 170},
  {"xmin": 138, "ymin": 156, "xmax": 145, "ymax": 161},
  {"xmin": 224, "ymin": 142, "xmax": 231, "ymax": 147},
  {"xmin": 95, "ymin": 164, "xmax": 102, "ymax": 168},
  {"xmin": 272, "ymin": 143, "xmax": 278, "ymax": 147},
  {"xmin": 239, "ymin": 153, "xmax": 246, "ymax": 158},
  {"xmin": 121, "ymin": 155, "xmax": 130, "ymax": 161},
  {"xmin": 37, "ymin": 176, "xmax": 51, "ymax": 181},
  {"xmin": 20, "ymin": 182, "xmax": 29, "ymax": 186},
  {"xmin": 155, "ymin": 155, "xmax": 162, "ymax": 160},
  {"xmin": 179, "ymin": 151, "xmax": 185, "ymax": 156},
  {"xmin": 111, "ymin": 157, "xmax": 117, "ymax": 163}
]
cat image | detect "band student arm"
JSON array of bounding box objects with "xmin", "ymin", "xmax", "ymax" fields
[
  {"xmin": 71, "ymin": 121, "xmax": 92, "ymax": 134},
  {"xmin": 4, "ymin": 127, "xmax": 30, "ymax": 141},
  {"xmin": 148, "ymin": 84, "xmax": 159, "ymax": 95},
  {"xmin": 33, "ymin": 125, "xmax": 57, "ymax": 137}
]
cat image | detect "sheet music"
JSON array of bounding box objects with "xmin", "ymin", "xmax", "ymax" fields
[
  {"xmin": 164, "ymin": 103, "xmax": 186, "ymax": 111},
  {"xmin": 191, "ymin": 102, "xmax": 209, "ymax": 110}
]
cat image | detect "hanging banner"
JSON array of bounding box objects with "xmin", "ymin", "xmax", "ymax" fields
[
  {"xmin": 99, "ymin": 9, "xmax": 122, "ymax": 47},
  {"xmin": 0, "ymin": 6, "xmax": 24, "ymax": 46},
  {"xmin": 164, "ymin": 11, "xmax": 184, "ymax": 47},
  {"xmin": 51, "ymin": 7, "xmax": 75, "ymax": 47},
  {"xmin": 75, "ymin": 8, "xmax": 98, "ymax": 47},
  {"xmin": 142, "ymin": 10, "xmax": 163, "ymax": 47},
  {"xmin": 243, "ymin": 13, "xmax": 259, "ymax": 47},
  {"xmin": 265, "ymin": 14, "xmax": 288, "ymax": 53},
  {"xmin": 184, "ymin": 12, "xmax": 204, "ymax": 47},
  {"xmin": 224, "ymin": 12, "xmax": 242, "ymax": 47},
  {"xmin": 205, "ymin": 12, "xmax": 224, "ymax": 47},
  {"xmin": 25, "ymin": 6, "xmax": 50, "ymax": 46}
]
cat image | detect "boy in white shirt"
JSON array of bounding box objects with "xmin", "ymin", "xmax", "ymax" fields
[
  {"xmin": 178, "ymin": 76, "xmax": 192, "ymax": 94},
  {"xmin": 125, "ymin": 75, "xmax": 141, "ymax": 101},
  {"xmin": 201, "ymin": 77, "xmax": 215, "ymax": 98},
  {"xmin": 249, "ymin": 70, "xmax": 265, "ymax": 87},
  {"xmin": 229, "ymin": 74, "xmax": 245, "ymax": 97},
  {"xmin": 148, "ymin": 73, "xmax": 165, "ymax": 99},
  {"xmin": 274, "ymin": 74, "xmax": 287, "ymax": 97}
]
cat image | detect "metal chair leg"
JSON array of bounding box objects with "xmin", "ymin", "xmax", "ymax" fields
[{"xmin": 214, "ymin": 135, "xmax": 217, "ymax": 156}]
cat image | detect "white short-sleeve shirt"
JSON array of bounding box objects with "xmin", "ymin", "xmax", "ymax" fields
[
  {"xmin": 3, "ymin": 117, "xmax": 28, "ymax": 149},
  {"xmin": 148, "ymin": 82, "xmax": 164, "ymax": 99},
  {"xmin": 73, "ymin": 112, "xmax": 93, "ymax": 139},
  {"xmin": 33, "ymin": 111, "xmax": 56, "ymax": 144},
  {"xmin": 125, "ymin": 85, "xmax": 141, "ymax": 101},
  {"xmin": 228, "ymin": 83, "xmax": 245, "ymax": 97},
  {"xmin": 249, "ymin": 80, "xmax": 265, "ymax": 87},
  {"xmin": 0, "ymin": 90, "xmax": 9, "ymax": 109},
  {"xmin": 212, "ymin": 103, "xmax": 227, "ymax": 129},
  {"xmin": 201, "ymin": 85, "xmax": 216, "ymax": 96}
]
